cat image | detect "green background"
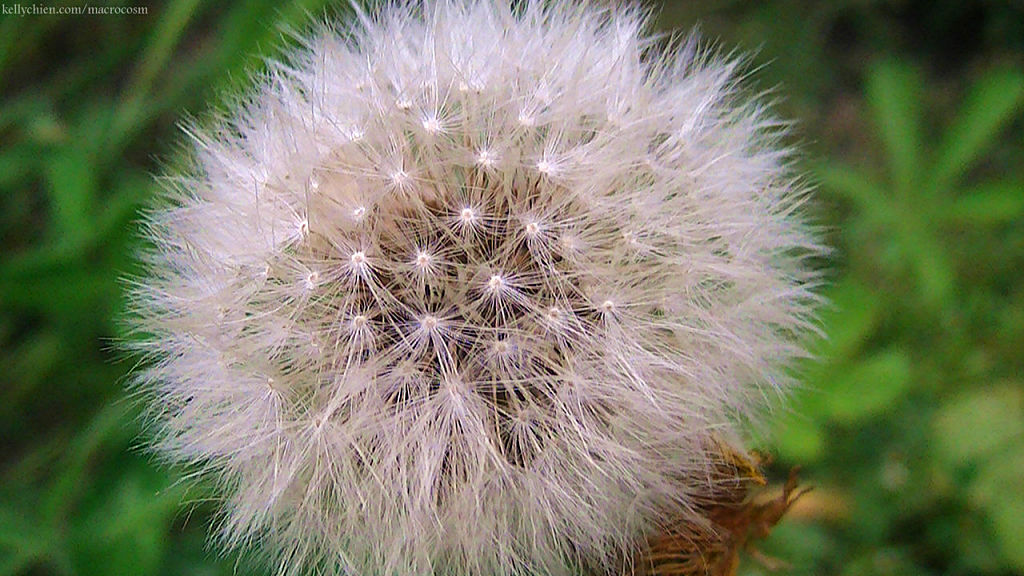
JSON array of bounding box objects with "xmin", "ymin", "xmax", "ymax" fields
[{"xmin": 1, "ymin": 1, "xmax": 1022, "ymax": 574}]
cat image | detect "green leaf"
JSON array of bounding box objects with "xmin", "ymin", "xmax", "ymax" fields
[
  {"xmin": 814, "ymin": 278, "xmax": 882, "ymax": 363},
  {"xmin": 866, "ymin": 60, "xmax": 923, "ymax": 195},
  {"xmin": 0, "ymin": 147, "xmax": 35, "ymax": 190},
  {"xmin": 0, "ymin": 330, "xmax": 61, "ymax": 423},
  {"xmin": 841, "ymin": 549, "xmax": 928, "ymax": 576},
  {"xmin": 111, "ymin": 0, "xmax": 204, "ymax": 147},
  {"xmin": 0, "ymin": 267, "xmax": 117, "ymax": 319},
  {"xmin": 970, "ymin": 447, "xmax": 1024, "ymax": 570},
  {"xmin": 41, "ymin": 403, "xmax": 139, "ymax": 526},
  {"xmin": 47, "ymin": 148, "xmax": 97, "ymax": 249},
  {"xmin": 95, "ymin": 175, "xmax": 148, "ymax": 242},
  {"xmin": 902, "ymin": 221, "xmax": 956, "ymax": 307},
  {"xmin": 771, "ymin": 410, "xmax": 825, "ymax": 463},
  {"xmin": 824, "ymin": 348, "xmax": 912, "ymax": 423},
  {"xmin": 71, "ymin": 464, "xmax": 182, "ymax": 576},
  {"xmin": 815, "ymin": 162, "xmax": 892, "ymax": 223},
  {"xmin": 933, "ymin": 384, "xmax": 1024, "ymax": 467},
  {"xmin": 0, "ymin": 498, "xmax": 49, "ymax": 571},
  {"xmin": 930, "ymin": 69, "xmax": 1024, "ymax": 193},
  {"xmin": 945, "ymin": 181, "xmax": 1024, "ymax": 225},
  {"xmin": 752, "ymin": 520, "xmax": 837, "ymax": 572}
]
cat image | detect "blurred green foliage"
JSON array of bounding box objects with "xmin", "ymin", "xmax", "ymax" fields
[{"xmin": 1, "ymin": 1, "xmax": 1022, "ymax": 575}]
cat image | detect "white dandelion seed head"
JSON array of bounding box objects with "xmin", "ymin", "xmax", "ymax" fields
[{"xmin": 128, "ymin": 1, "xmax": 822, "ymax": 575}]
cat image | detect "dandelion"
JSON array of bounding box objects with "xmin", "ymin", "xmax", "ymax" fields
[{"xmin": 128, "ymin": 1, "xmax": 821, "ymax": 575}]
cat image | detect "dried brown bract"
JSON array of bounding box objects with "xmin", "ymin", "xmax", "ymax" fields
[{"xmin": 640, "ymin": 448, "xmax": 809, "ymax": 576}]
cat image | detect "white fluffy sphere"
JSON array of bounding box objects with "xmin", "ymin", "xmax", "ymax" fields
[{"xmin": 130, "ymin": 1, "xmax": 821, "ymax": 574}]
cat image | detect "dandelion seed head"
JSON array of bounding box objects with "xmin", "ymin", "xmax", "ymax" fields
[{"xmin": 128, "ymin": 1, "xmax": 822, "ymax": 575}]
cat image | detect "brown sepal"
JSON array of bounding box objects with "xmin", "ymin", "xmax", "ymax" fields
[{"xmin": 638, "ymin": 450, "xmax": 810, "ymax": 576}]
